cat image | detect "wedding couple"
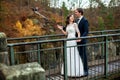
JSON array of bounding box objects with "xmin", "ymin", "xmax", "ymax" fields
[{"xmin": 57, "ymin": 8, "xmax": 89, "ymax": 77}]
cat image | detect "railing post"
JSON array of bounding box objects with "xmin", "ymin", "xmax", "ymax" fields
[
  {"xmin": 9, "ymin": 45, "xmax": 15, "ymax": 65},
  {"xmin": 37, "ymin": 43, "xmax": 41, "ymax": 64},
  {"xmin": 101, "ymin": 31, "xmax": 104, "ymax": 58},
  {"xmin": 63, "ymin": 40, "xmax": 67, "ymax": 80},
  {"xmin": 104, "ymin": 35, "xmax": 108, "ymax": 78}
]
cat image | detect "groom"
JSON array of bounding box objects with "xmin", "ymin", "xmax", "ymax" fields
[{"xmin": 74, "ymin": 8, "xmax": 89, "ymax": 76}]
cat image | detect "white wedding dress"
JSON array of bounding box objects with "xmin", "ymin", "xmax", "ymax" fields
[{"xmin": 61, "ymin": 23, "xmax": 84, "ymax": 77}]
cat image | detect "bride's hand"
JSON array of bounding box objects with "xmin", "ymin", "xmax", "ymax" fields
[{"xmin": 57, "ymin": 25, "xmax": 63, "ymax": 30}]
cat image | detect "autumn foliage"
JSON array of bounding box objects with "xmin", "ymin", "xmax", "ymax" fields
[
  {"xmin": 0, "ymin": 0, "xmax": 63, "ymax": 38},
  {"xmin": 14, "ymin": 19, "xmax": 46, "ymax": 37},
  {"xmin": 0, "ymin": 0, "xmax": 120, "ymax": 38}
]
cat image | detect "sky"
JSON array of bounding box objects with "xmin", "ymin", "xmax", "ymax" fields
[{"xmin": 50, "ymin": 0, "xmax": 111, "ymax": 10}]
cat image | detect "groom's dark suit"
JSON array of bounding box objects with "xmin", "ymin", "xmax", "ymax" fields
[{"xmin": 76, "ymin": 17, "xmax": 89, "ymax": 75}]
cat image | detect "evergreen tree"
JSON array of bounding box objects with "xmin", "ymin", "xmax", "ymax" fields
[{"xmin": 61, "ymin": 2, "xmax": 69, "ymax": 20}]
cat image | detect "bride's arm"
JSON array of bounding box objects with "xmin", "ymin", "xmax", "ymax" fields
[
  {"xmin": 74, "ymin": 23, "xmax": 81, "ymax": 42},
  {"xmin": 57, "ymin": 25, "xmax": 67, "ymax": 35}
]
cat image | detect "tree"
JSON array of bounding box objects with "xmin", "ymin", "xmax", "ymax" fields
[
  {"xmin": 109, "ymin": 0, "xmax": 120, "ymax": 7},
  {"xmin": 98, "ymin": 16, "xmax": 105, "ymax": 30},
  {"xmin": 61, "ymin": 2, "xmax": 69, "ymax": 20},
  {"xmin": 106, "ymin": 12, "xmax": 114, "ymax": 28},
  {"xmin": 108, "ymin": 0, "xmax": 120, "ymax": 28}
]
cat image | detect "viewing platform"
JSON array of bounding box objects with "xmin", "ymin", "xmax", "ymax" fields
[{"xmin": 0, "ymin": 29, "xmax": 120, "ymax": 80}]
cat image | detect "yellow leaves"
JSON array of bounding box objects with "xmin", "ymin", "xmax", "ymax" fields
[
  {"xmin": 15, "ymin": 20, "xmax": 22, "ymax": 30},
  {"xmin": 24, "ymin": 19, "xmax": 33, "ymax": 27},
  {"xmin": 14, "ymin": 18, "xmax": 46, "ymax": 37}
]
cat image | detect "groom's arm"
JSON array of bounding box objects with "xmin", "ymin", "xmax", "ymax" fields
[{"xmin": 82, "ymin": 19, "xmax": 89, "ymax": 37}]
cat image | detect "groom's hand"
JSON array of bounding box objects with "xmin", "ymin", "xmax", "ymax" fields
[{"xmin": 76, "ymin": 39, "xmax": 81, "ymax": 42}]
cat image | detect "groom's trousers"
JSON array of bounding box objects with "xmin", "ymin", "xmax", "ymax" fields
[{"xmin": 77, "ymin": 42, "xmax": 88, "ymax": 74}]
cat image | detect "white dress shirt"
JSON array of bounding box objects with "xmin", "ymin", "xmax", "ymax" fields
[{"xmin": 77, "ymin": 16, "xmax": 83, "ymax": 24}]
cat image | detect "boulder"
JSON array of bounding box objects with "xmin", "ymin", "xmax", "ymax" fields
[{"xmin": 0, "ymin": 62, "xmax": 45, "ymax": 80}]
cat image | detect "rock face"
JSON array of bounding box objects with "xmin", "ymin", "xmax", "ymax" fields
[
  {"xmin": 0, "ymin": 62, "xmax": 45, "ymax": 80},
  {"xmin": 87, "ymin": 42, "xmax": 117, "ymax": 61}
]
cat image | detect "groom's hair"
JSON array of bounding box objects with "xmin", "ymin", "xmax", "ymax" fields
[{"xmin": 76, "ymin": 8, "xmax": 83, "ymax": 15}]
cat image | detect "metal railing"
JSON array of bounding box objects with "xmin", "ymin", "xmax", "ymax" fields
[
  {"xmin": 7, "ymin": 29, "xmax": 120, "ymax": 43},
  {"xmin": 7, "ymin": 32, "xmax": 120, "ymax": 80}
]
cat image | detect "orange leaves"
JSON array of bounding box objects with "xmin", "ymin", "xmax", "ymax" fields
[{"xmin": 50, "ymin": 13, "xmax": 63, "ymax": 23}]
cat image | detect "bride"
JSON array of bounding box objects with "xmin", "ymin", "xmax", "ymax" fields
[{"xmin": 57, "ymin": 14, "xmax": 84, "ymax": 77}]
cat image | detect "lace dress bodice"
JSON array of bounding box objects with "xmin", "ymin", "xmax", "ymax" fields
[
  {"xmin": 66, "ymin": 23, "xmax": 79, "ymax": 39},
  {"xmin": 66, "ymin": 23, "xmax": 79, "ymax": 46}
]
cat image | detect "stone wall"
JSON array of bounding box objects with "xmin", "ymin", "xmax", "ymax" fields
[
  {"xmin": 0, "ymin": 62, "xmax": 45, "ymax": 80},
  {"xmin": 0, "ymin": 32, "xmax": 7, "ymax": 52},
  {"xmin": 0, "ymin": 32, "xmax": 9, "ymax": 65}
]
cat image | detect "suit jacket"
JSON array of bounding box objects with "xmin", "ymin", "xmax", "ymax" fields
[{"xmin": 76, "ymin": 17, "xmax": 89, "ymax": 44}]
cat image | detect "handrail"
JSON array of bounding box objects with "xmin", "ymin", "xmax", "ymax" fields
[
  {"xmin": 7, "ymin": 34, "xmax": 64, "ymax": 41},
  {"xmin": 89, "ymin": 29, "xmax": 120, "ymax": 34},
  {"xmin": 7, "ymin": 33, "xmax": 120, "ymax": 47},
  {"xmin": 7, "ymin": 29, "xmax": 120, "ymax": 41}
]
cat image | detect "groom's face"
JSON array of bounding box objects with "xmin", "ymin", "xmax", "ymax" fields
[{"xmin": 74, "ymin": 10, "xmax": 81, "ymax": 18}]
